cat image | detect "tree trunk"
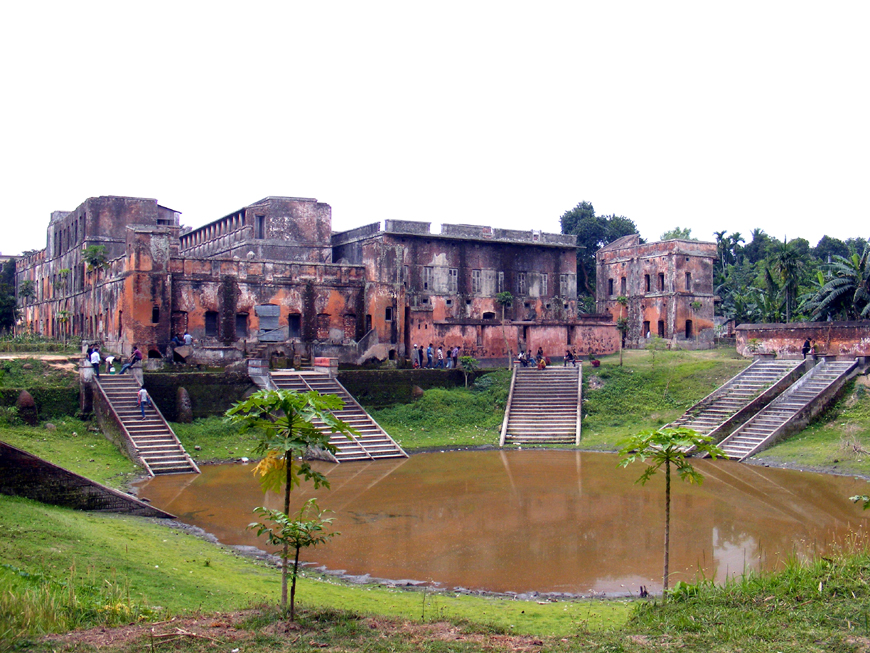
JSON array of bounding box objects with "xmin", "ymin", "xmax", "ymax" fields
[
  {"xmin": 663, "ymin": 458, "xmax": 671, "ymax": 598},
  {"xmin": 290, "ymin": 544, "xmax": 301, "ymax": 621},
  {"xmin": 281, "ymin": 453, "xmax": 292, "ymax": 615}
]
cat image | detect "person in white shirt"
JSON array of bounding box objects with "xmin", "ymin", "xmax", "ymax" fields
[
  {"xmin": 89, "ymin": 347, "xmax": 101, "ymax": 379},
  {"xmin": 137, "ymin": 387, "xmax": 152, "ymax": 420}
]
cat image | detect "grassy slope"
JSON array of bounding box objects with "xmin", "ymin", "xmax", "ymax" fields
[
  {"xmin": 757, "ymin": 378, "xmax": 870, "ymax": 477},
  {"xmin": 0, "ymin": 495, "xmax": 631, "ymax": 643}
]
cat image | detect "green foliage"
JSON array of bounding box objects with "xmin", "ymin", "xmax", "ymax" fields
[
  {"xmin": 495, "ymin": 291, "xmax": 512, "ymax": 306},
  {"xmin": 0, "ymin": 260, "xmax": 17, "ymax": 332},
  {"xmin": 82, "ymin": 245, "xmax": 107, "ymax": 270},
  {"xmin": 560, "ymin": 201, "xmax": 638, "ymax": 295},
  {"xmin": 370, "ymin": 370, "xmax": 511, "ymax": 449},
  {"xmin": 619, "ymin": 426, "xmax": 725, "ymax": 595},
  {"xmin": 249, "ymin": 499, "xmax": 338, "ymax": 620},
  {"xmin": 660, "ymin": 226, "xmax": 695, "ymax": 240},
  {"xmin": 459, "ymin": 355, "xmax": 479, "ymax": 387},
  {"xmin": 804, "ymin": 246, "xmax": 870, "ymax": 320},
  {"xmin": 226, "ymin": 388, "xmax": 356, "ymax": 615},
  {"xmin": 171, "ymin": 416, "xmax": 261, "ymax": 461}
]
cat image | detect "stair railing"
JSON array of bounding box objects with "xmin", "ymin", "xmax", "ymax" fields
[
  {"xmin": 499, "ymin": 366, "xmax": 519, "ymax": 447},
  {"xmin": 331, "ymin": 376, "xmax": 407, "ymax": 458},
  {"xmin": 575, "ymin": 365, "xmax": 583, "ymax": 446},
  {"xmin": 91, "ymin": 378, "xmax": 155, "ymax": 477},
  {"xmin": 139, "ymin": 377, "xmax": 201, "ymax": 474}
]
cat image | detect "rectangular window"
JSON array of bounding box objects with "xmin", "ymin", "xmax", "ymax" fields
[
  {"xmin": 448, "ymin": 268, "xmax": 458, "ymax": 293},
  {"xmin": 288, "ymin": 314, "xmax": 301, "ymax": 338},
  {"xmin": 205, "ymin": 311, "xmax": 219, "ymax": 337},
  {"xmin": 645, "ymin": 274, "xmax": 651, "ymax": 292},
  {"xmin": 151, "ymin": 306, "xmax": 160, "ymax": 324},
  {"xmin": 385, "ymin": 306, "xmax": 393, "ymax": 321},
  {"xmin": 541, "ymin": 273, "xmax": 548, "ymax": 296},
  {"xmin": 608, "ymin": 278, "xmax": 614, "ymax": 295},
  {"xmin": 472, "ymin": 269, "xmax": 482, "ymax": 294},
  {"xmin": 685, "ymin": 272, "xmax": 692, "ymax": 292},
  {"xmin": 658, "ymin": 273, "xmax": 665, "ymax": 292},
  {"xmin": 620, "ymin": 277, "xmax": 626, "ymax": 295},
  {"xmin": 560, "ymin": 274, "xmax": 568, "ymax": 297},
  {"xmin": 517, "ymin": 272, "xmax": 527, "ymax": 295},
  {"xmin": 423, "ymin": 266, "xmax": 433, "ymax": 291},
  {"xmin": 255, "ymin": 215, "xmax": 266, "ymax": 239},
  {"xmin": 497, "ymin": 271, "xmax": 504, "ymax": 293},
  {"xmin": 316, "ymin": 314, "xmax": 330, "ymax": 339},
  {"xmin": 403, "ymin": 265, "xmax": 409, "ymax": 287},
  {"xmin": 236, "ymin": 313, "xmax": 249, "ymax": 338}
]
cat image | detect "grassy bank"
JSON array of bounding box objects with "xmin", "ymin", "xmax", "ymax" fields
[
  {"xmin": 0, "ymin": 495, "xmax": 630, "ymax": 649},
  {"xmin": 6, "ymin": 488, "xmax": 870, "ymax": 651}
]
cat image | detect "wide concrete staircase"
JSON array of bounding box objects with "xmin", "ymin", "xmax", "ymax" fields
[
  {"xmin": 667, "ymin": 359, "xmax": 806, "ymax": 442},
  {"xmin": 270, "ymin": 371, "xmax": 407, "ymax": 463},
  {"xmin": 718, "ymin": 359, "xmax": 858, "ymax": 460},
  {"xmin": 499, "ymin": 366, "xmax": 582, "ymax": 446},
  {"xmin": 95, "ymin": 376, "xmax": 199, "ymax": 476}
]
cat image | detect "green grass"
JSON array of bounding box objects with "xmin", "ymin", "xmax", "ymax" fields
[
  {"xmin": 368, "ymin": 369, "xmax": 511, "ymax": 449},
  {"xmin": 757, "ymin": 379, "xmax": 870, "ymax": 477},
  {"xmin": 0, "ymin": 357, "xmax": 78, "ymax": 389},
  {"xmin": 0, "ymin": 419, "xmax": 140, "ymax": 487},
  {"xmin": 578, "ymin": 347, "xmax": 749, "ymax": 450},
  {"xmin": 171, "ymin": 416, "xmax": 261, "ymax": 462},
  {"xmin": 0, "ymin": 495, "xmax": 631, "ymax": 648}
]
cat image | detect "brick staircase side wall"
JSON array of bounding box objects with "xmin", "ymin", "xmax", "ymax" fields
[
  {"xmin": 91, "ymin": 380, "xmax": 143, "ymax": 468},
  {"xmin": 0, "ymin": 441, "xmax": 173, "ymax": 518}
]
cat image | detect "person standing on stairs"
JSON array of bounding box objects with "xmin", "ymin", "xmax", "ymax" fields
[
  {"xmin": 90, "ymin": 346, "xmax": 101, "ymax": 379},
  {"xmin": 137, "ymin": 386, "xmax": 152, "ymax": 420}
]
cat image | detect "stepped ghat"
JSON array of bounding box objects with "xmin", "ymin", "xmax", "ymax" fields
[
  {"xmin": 90, "ymin": 373, "xmax": 199, "ymax": 476},
  {"xmin": 252, "ymin": 359, "xmax": 407, "ymax": 463},
  {"xmin": 500, "ymin": 366, "xmax": 582, "ymax": 446}
]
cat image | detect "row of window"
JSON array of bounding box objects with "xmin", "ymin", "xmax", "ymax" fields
[
  {"xmin": 608, "ymin": 272, "xmax": 693, "ymax": 296},
  {"xmin": 416, "ymin": 267, "xmax": 571, "ymax": 297}
]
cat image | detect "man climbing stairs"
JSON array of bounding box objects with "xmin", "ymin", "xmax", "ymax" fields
[
  {"xmin": 667, "ymin": 359, "xmax": 806, "ymax": 441},
  {"xmin": 95, "ymin": 376, "xmax": 199, "ymax": 476},
  {"xmin": 270, "ymin": 371, "xmax": 407, "ymax": 463},
  {"xmin": 718, "ymin": 359, "xmax": 858, "ymax": 460},
  {"xmin": 499, "ymin": 366, "xmax": 582, "ymax": 446}
]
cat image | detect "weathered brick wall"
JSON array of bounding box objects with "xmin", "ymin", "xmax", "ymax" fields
[
  {"xmin": 0, "ymin": 441, "xmax": 172, "ymax": 517},
  {"xmin": 143, "ymin": 371, "xmax": 256, "ymax": 420},
  {"xmin": 735, "ymin": 321, "xmax": 870, "ymax": 358}
]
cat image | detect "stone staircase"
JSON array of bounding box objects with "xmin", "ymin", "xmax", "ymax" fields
[
  {"xmin": 95, "ymin": 376, "xmax": 199, "ymax": 476},
  {"xmin": 668, "ymin": 359, "xmax": 806, "ymax": 441},
  {"xmin": 270, "ymin": 371, "xmax": 407, "ymax": 463},
  {"xmin": 499, "ymin": 366, "xmax": 581, "ymax": 446},
  {"xmin": 718, "ymin": 360, "xmax": 858, "ymax": 460}
]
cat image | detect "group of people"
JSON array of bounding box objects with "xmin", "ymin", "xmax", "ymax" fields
[
  {"xmin": 87, "ymin": 344, "xmax": 143, "ymax": 379},
  {"xmin": 412, "ymin": 343, "xmax": 461, "ymax": 369},
  {"xmin": 170, "ymin": 332, "xmax": 194, "ymax": 348},
  {"xmin": 802, "ymin": 337, "xmax": 818, "ymax": 359},
  {"xmin": 86, "ymin": 344, "xmax": 151, "ymax": 418},
  {"xmin": 517, "ymin": 346, "xmax": 581, "ymax": 369}
]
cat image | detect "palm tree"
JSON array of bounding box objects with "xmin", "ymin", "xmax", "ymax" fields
[
  {"xmin": 771, "ymin": 239, "xmax": 806, "ymax": 322},
  {"xmin": 805, "ymin": 247, "xmax": 870, "ymax": 320}
]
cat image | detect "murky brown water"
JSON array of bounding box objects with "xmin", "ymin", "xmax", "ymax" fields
[{"xmin": 136, "ymin": 451, "xmax": 870, "ymax": 595}]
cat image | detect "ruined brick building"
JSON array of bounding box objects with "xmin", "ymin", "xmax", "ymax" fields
[
  {"xmin": 595, "ymin": 234, "xmax": 717, "ymax": 349},
  {"xmin": 16, "ymin": 195, "xmax": 619, "ymax": 366}
]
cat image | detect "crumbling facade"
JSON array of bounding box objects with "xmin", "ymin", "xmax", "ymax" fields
[
  {"xmin": 595, "ymin": 235, "xmax": 716, "ymax": 349},
  {"xmin": 17, "ymin": 195, "xmax": 619, "ymax": 366}
]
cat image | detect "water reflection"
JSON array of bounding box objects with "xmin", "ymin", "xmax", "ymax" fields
[{"xmin": 136, "ymin": 450, "xmax": 870, "ymax": 595}]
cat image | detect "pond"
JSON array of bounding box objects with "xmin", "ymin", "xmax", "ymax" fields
[{"xmin": 135, "ymin": 450, "xmax": 870, "ymax": 596}]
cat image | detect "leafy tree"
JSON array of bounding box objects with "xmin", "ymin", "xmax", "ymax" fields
[
  {"xmin": 743, "ymin": 229, "xmax": 773, "ymax": 265},
  {"xmin": 18, "ymin": 280, "xmax": 35, "ymax": 305},
  {"xmin": 615, "ymin": 295, "xmax": 628, "ymax": 366},
  {"xmin": 82, "ymin": 245, "xmax": 107, "ymax": 271},
  {"xmin": 619, "ymin": 427, "xmax": 724, "ymax": 597},
  {"xmin": 0, "ymin": 260, "xmax": 18, "ymax": 332},
  {"xmin": 459, "ymin": 355, "xmax": 479, "ymax": 388},
  {"xmin": 771, "ymin": 239, "xmax": 807, "ymax": 322},
  {"xmin": 560, "ymin": 202, "xmax": 638, "ymax": 295},
  {"xmin": 804, "ymin": 248, "xmax": 870, "ymax": 320},
  {"xmin": 225, "ymin": 388, "xmax": 356, "ymax": 617},
  {"xmin": 846, "ymin": 237, "xmax": 869, "ymax": 256},
  {"xmin": 814, "ymin": 236, "xmax": 849, "ymax": 263},
  {"xmin": 249, "ymin": 499, "xmax": 337, "ymax": 621},
  {"xmin": 660, "ymin": 227, "xmax": 695, "ymax": 241}
]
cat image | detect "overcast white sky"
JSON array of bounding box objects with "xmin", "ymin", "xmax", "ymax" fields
[{"xmin": 2, "ymin": 1, "xmax": 867, "ymax": 256}]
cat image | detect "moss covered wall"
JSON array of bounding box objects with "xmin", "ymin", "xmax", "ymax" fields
[
  {"xmin": 0, "ymin": 387, "xmax": 80, "ymax": 418},
  {"xmin": 143, "ymin": 370, "xmax": 256, "ymax": 420}
]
